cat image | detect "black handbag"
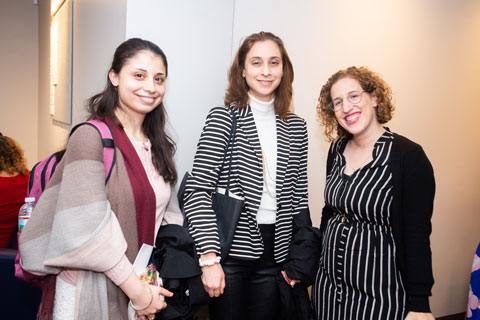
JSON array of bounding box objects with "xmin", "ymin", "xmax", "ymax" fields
[{"xmin": 178, "ymin": 108, "xmax": 244, "ymax": 261}]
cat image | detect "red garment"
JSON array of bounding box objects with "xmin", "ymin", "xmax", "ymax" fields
[
  {"xmin": 105, "ymin": 117, "xmax": 156, "ymax": 248},
  {"xmin": 0, "ymin": 173, "xmax": 29, "ymax": 247}
]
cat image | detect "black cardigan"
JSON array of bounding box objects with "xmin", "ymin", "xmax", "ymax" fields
[{"xmin": 320, "ymin": 132, "xmax": 435, "ymax": 312}]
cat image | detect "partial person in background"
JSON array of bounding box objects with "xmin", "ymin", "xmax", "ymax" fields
[
  {"xmin": 0, "ymin": 134, "xmax": 29, "ymax": 248},
  {"xmin": 20, "ymin": 38, "xmax": 183, "ymax": 320},
  {"xmin": 313, "ymin": 66, "xmax": 435, "ymax": 320},
  {"xmin": 183, "ymin": 31, "xmax": 314, "ymax": 320}
]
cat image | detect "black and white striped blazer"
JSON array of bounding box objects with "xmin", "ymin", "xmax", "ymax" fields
[{"xmin": 183, "ymin": 104, "xmax": 309, "ymax": 263}]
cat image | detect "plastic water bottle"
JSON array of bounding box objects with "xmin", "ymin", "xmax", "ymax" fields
[{"xmin": 18, "ymin": 197, "xmax": 35, "ymax": 231}]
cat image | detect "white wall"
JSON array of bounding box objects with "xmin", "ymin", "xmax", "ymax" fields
[
  {"xmin": 0, "ymin": 0, "xmax": 38, "ymax": 168},
  {"xmin": 5, "ymin": 0, "xmax": 477, "ymax": 317},
  {"xmin": 36, "ymin": 0, "xmax": 67, "ymax": 161},
  {"xmin": 126, "ymin": 0, "xmax": 480, "ymax": 317},
  {"xmin": 126, "ymin": 0, "xmax": 235, "ymax": 180},
  {"xmin": 36, "ymin": 0, "xmax": 128, "ymax": 160}
]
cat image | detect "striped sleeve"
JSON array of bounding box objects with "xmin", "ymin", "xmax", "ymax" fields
[
  {"xmin": 292, "ymin": 118, "xmax": 309, "ymax": 216},
  {"xmin": 183, "ymin": 106, "xmax": 232, "ymax": 255}
]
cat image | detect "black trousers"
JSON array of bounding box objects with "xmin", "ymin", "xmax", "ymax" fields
[{"xmin": 209, "ymin": 224, "xmax": 281, "ymax": 320}]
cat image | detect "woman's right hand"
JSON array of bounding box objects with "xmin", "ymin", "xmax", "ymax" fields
[
  {"xmin": 132, "ymin": 285, "xmax": 173, "ymax": 320},
  {"xmin": 120, "ymin": 271, "xmax": 173, "ymax": 320},
  {"xmin": 200, "ymin": 253, "xmax": 225, "ymax": 297}
]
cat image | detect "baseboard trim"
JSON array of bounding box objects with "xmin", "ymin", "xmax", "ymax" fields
[{"xmin": 436, "ymin": 312, "xmax": 466, "ymax": 320}]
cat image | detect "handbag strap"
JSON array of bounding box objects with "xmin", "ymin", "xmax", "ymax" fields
[
  {"xmin": 217, "ymin": 106, "xmax": 237, "ymax": 197},
  {"xmin": 223, "ymin": 107, "xmax": 237, "ymax": 197}
]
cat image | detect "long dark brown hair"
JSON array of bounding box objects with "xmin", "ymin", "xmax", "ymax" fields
[
  {"xmin": 87, "ymin": 38, "xmax": 177, "ymax": 183},
  {"xmin": 224, "ymin": 31, "xmax": 294, "ymax": 119}
]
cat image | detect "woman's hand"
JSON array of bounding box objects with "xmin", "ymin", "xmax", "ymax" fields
[
  {"xmin": 132, "ymin": 285, "xmax": 173, "ymax": 320},
  {"xmin": 120, "ymin": 271, "xmax": 173, "ymax": 320},
  {"xmin": 405, "ymin": 311, "xmax": 435, "ymax": 320},
  {"xmin": 281, "ymin": 270, "xmax": 301, "ymax": 288},
  {"xmin": 200, "ymin": 253, "xmax": 225, "ymax": 297},
  {"xmin": 133, "ymin": 285, "xmax": 173, "ymax": 320}
]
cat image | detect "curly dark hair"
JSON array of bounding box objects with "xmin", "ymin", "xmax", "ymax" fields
[
  {"xmin": 317, "ymin": 66, "xmax": 394, "ymax": 141},
  {"xmin": 0, "ymin": 135, "xmax": 28, "ymax": 176},
  {"xmin": 224, "ymin": 31, "xmax": 294, "ymax": 119}
]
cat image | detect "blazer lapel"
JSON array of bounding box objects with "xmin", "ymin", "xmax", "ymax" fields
[
  {"xmin": 231, "ymin": 105, "xmax": 263, "ymax": 217},
  {"xmin": 275, "ymin": 115, "xmax": 290, "ymax": 198},
  {"xmin": 235, "ymin": 106, "xmax": 263, "ymax": 164}
]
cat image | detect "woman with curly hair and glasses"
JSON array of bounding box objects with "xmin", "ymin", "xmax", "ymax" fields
[
  {"xmin": 312, "ymin": 66, "xmax": 435, "ymax": 320},
  {"xmin": 0, "ymin": 134, "xmax": 29, "ymax": 248}
]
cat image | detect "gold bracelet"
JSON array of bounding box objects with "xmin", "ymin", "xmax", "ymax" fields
[{"xmin": 130, "ymin": 285, "xmax": 153, "ymax": 311}]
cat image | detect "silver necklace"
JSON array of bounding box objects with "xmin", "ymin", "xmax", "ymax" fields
[
  {"xmin": 344, "ymin": 161, "xmax": 359, "ymax": 173},
  {"xmin": 261, "ymin": 149, "xmax": 276, "ymax": 199}
]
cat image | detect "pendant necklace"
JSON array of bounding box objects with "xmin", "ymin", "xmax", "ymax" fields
[{"xmin": 261, "ymin": 149, "xmax": 276, "ymax": 199}]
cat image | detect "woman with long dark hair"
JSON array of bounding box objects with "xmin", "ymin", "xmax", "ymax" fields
[
  {"xmin": 20, "ymin": 38, "xmax": 183, "ymax": 320},
  {"xmin": 183, "ymin": 31, "xmax": 313, "ymax": 320}
]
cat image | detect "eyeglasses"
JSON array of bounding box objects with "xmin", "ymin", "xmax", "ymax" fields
[{"xmin": 329, "ymin": 90, "xmax": 364, "ymax": 111}]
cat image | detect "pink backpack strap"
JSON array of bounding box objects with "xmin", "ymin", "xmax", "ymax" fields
[
  {"xmin": 85, "ymin": 119, "xmax": 115, "ymax": 182},
  {"xmin": 70, "ymin": 120, "xmax": 116, "ymax": 183}
]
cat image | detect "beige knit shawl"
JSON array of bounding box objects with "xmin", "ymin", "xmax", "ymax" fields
[{"xmin": 20, "ymin": 125, "xmax": 147, "ymax": 319}]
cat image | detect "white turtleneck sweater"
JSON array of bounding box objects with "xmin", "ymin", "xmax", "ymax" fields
[{"xmin": 248, "ymin": 93, "xmax": 277, "ymax": 225}]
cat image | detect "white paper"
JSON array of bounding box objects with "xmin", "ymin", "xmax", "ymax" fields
[
  {"xmin": 132, "ymin": 243, "xmax": 154, "ymax": 275},
  {"xmin": 128, "ymin": 243, "xmax": 162, "ymax": 320}
]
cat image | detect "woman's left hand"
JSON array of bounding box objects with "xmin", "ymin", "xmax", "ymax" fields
[
  {"xmin": 405, "ymin": 311, "xmax": 435, "ymax": 320},
  {"xmin": 281, "ymin": 270, "xmax": 300, "ymax": 288}
]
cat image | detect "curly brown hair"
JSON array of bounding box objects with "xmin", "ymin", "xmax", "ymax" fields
[
  {"xmin": 317, "ymin": 66, "xmax": 394, "ymax": 141},
  {"xmin": 224, "ymin": 31, "xmax": 294, "ymax": 119},
  {"xmin": 0, "ymin": 136, "xmax": 28, "ymax": 176}
]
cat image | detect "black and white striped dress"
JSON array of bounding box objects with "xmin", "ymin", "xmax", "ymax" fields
[{"xmin": 313, "ymin": 131, "xmax": 406, "ymax": 320}]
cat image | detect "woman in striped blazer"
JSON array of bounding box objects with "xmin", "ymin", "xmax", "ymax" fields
[
  {"xmin": 183, "ymin": 32, "xmax": 311, "ymax": 320},
  {"xmin": 313, "ymin": 66, "xmax": 435, "ymax": 320}
]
